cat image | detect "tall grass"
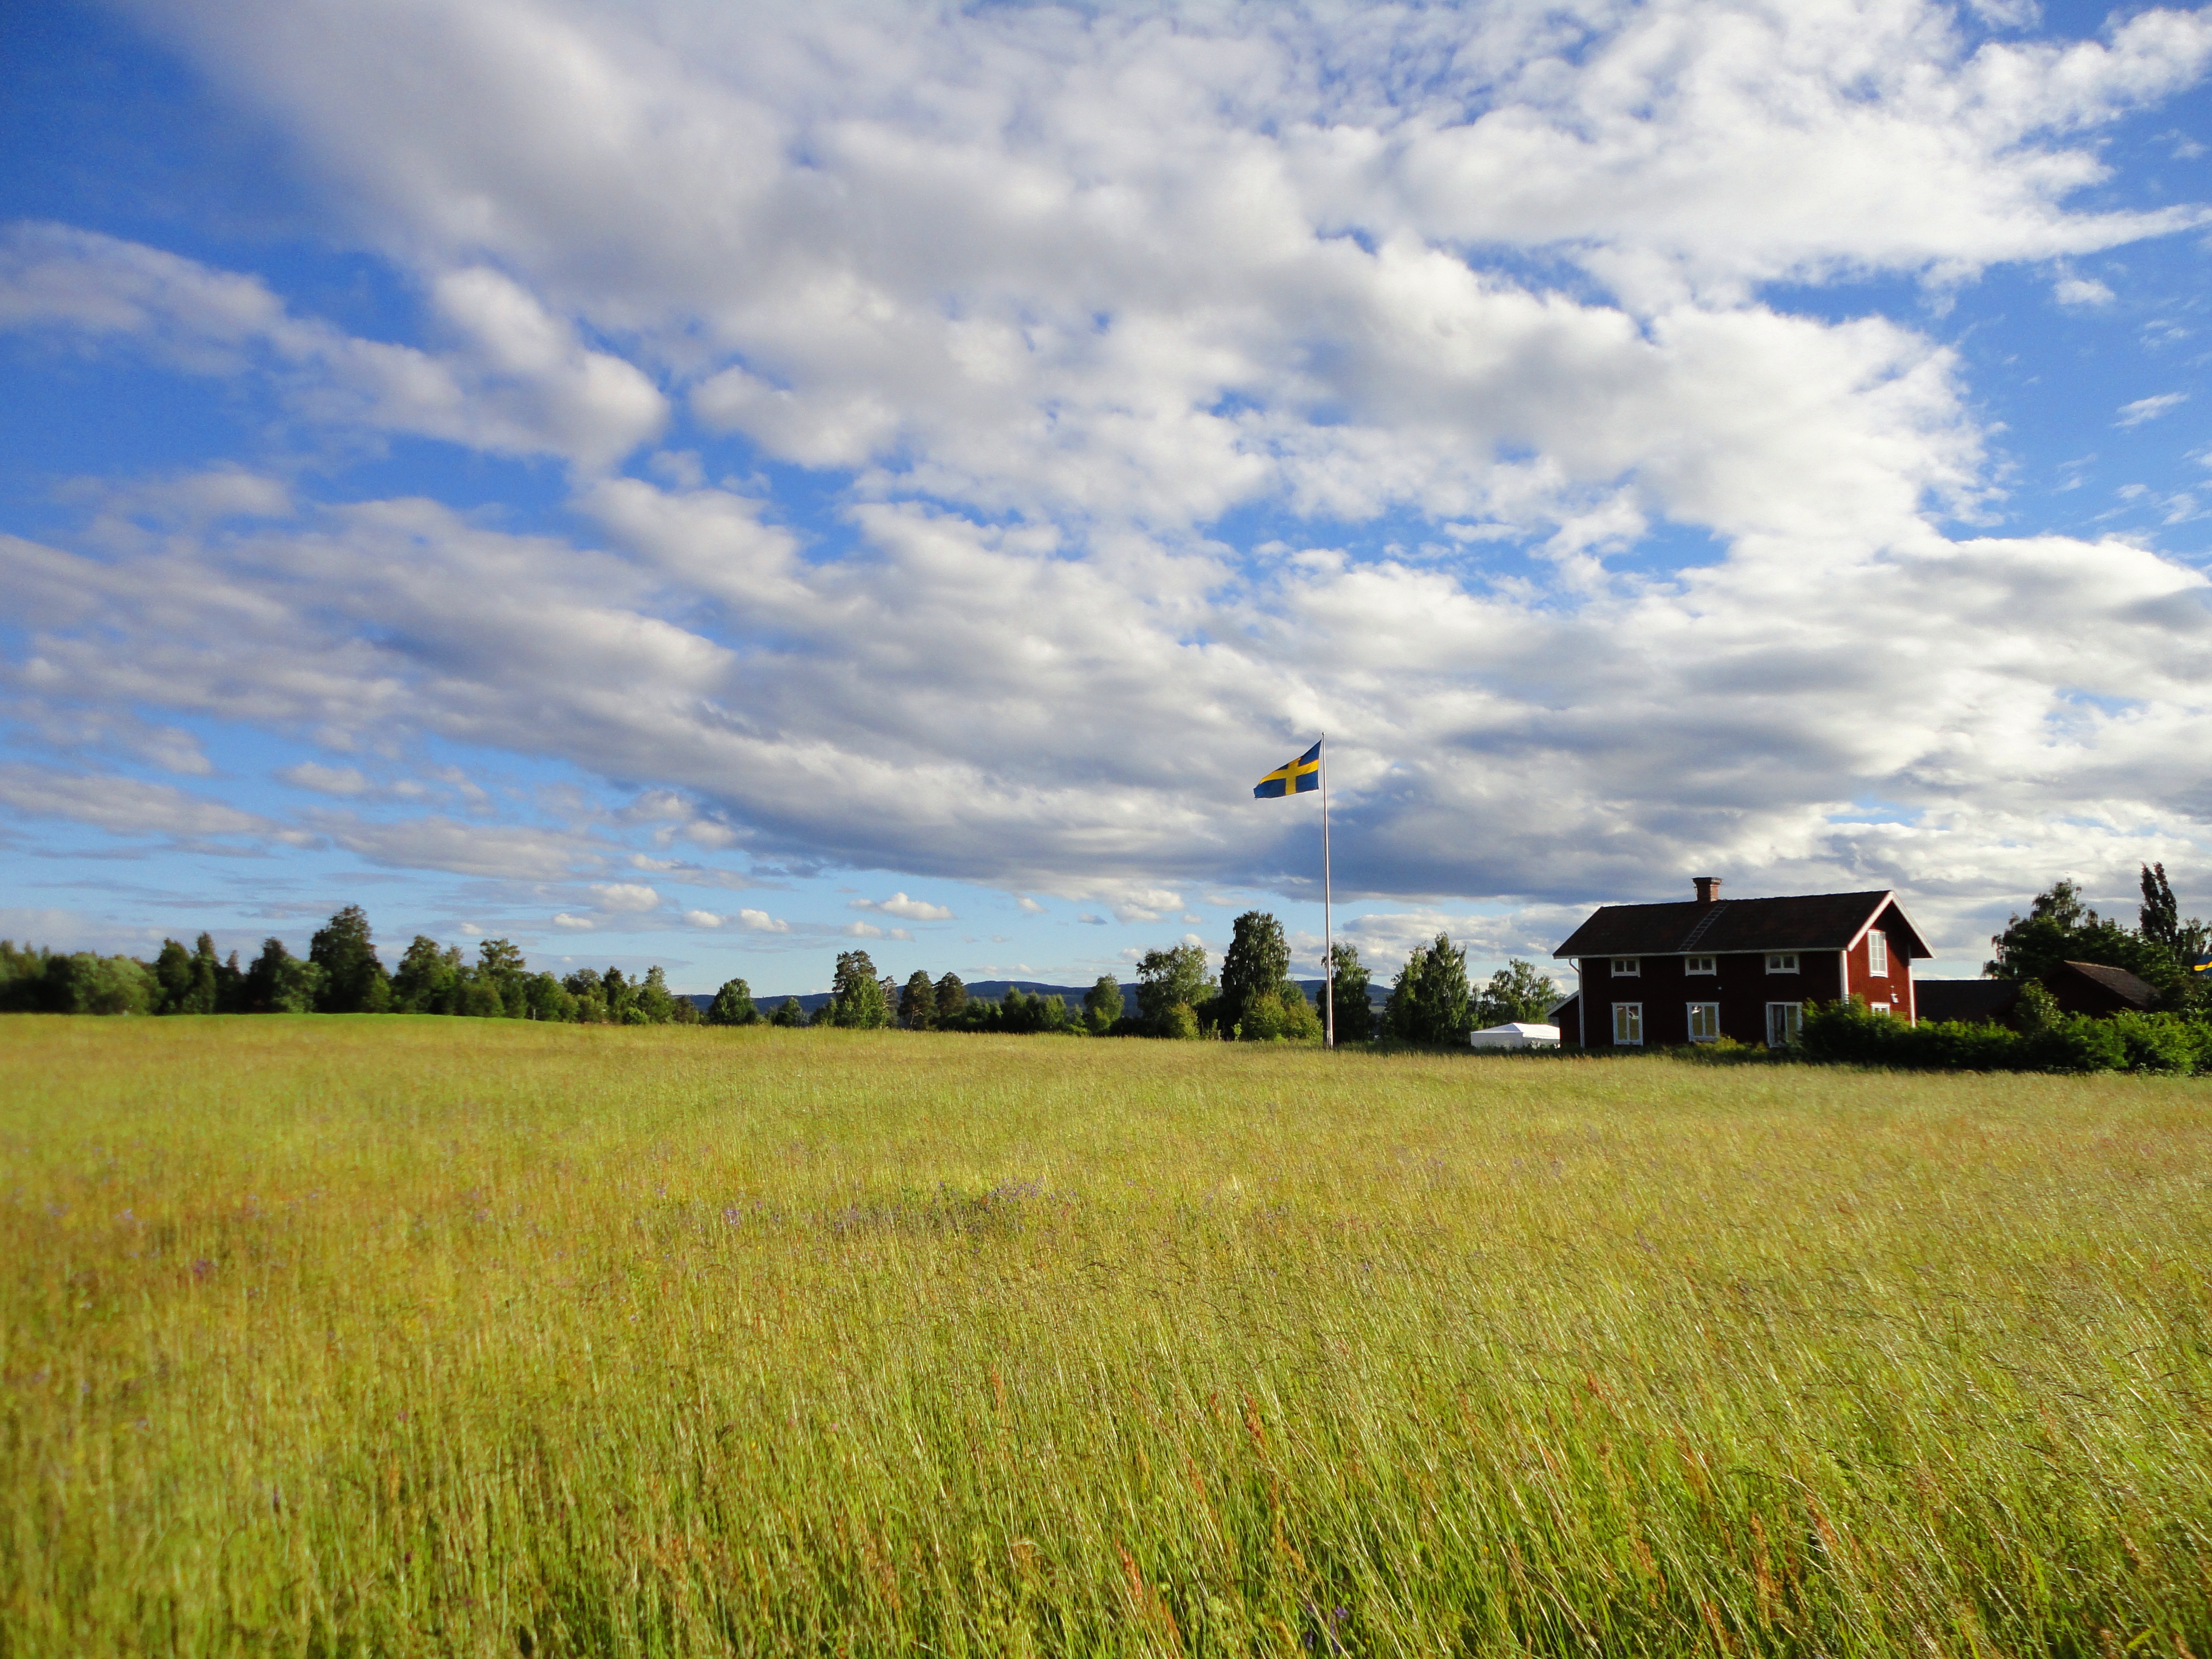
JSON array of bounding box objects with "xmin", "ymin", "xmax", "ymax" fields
[{"xmin": 4, "ymin": 1015, "xmax": 2210, "ymax": 1656}]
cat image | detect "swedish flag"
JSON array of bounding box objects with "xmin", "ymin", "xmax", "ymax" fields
[
  {"xmin": 1253, "ymin": 739, "xmax": 1322, "ymax": 798},
  {"xmin": 2192, "ymin": 954, "xmax": 2212, "ymax": 976}
]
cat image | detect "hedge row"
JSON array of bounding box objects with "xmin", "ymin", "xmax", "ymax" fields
[{"xmin": 1796, "ymin": 997, "xmax": 2212, "ymax": 1075}]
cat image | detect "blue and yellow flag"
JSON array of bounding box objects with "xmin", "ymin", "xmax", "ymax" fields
[
  {"xmin": 2191, "ymin": 954, "xmax": 2212, "ymax": 976},
  {"xmin": 1253, "ymin": 739, "xmax": 1322, "ymax": 798}
]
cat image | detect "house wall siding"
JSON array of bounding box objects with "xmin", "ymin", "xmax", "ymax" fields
[{"xmin": 1587, "ymin": 950, "xmax": 1843, "ymax": 1048}]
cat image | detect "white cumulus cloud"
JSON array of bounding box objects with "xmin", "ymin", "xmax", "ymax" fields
[
  {"xmin": 589, "ymin": 882, "xmax": 661, "ymax": 911},
  {"xmin": 849, "ymin": 891, "xmax": 954, "ymax": 921}
]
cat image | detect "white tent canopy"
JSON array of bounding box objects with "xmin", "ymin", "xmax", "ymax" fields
[{"xmin": 1469, "ymin": 1022, "xmax": 1560, "ymax": 1049}]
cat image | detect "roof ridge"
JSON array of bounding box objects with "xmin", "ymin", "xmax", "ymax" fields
[{"xmin": 1675, "ymin": 901, "xmax": 1729, "ymax": 952}]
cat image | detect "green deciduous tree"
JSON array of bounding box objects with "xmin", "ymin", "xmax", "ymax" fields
[
  {"xmin": 632, "ymin": 965, "xmax": 680, "ymax": 1024},
  {"xmin": 827, "ymin": 950, "xmax": 890, "ymax": 1028},
  {"xmin": 769, "ymin": 996, "xmax": 807, "ymax": 1027},
  {"xmin": 195, "ymin": 933, "xmax": 239, "ymax": 1013},
  {"xmin": 1136, "ymin": 943, "xmax": 1210, "ymax": 1037},
  {"xmin": 2140, "ymin": 863, "xmax": 2208, "ymax": 1003},
  {"xmin": 1240, "ymin": 985, "xmax": 1322, "ymax": 1041},
  {"xmin": 899, "ymin": 970, "xmax": 937, "ymax": 1030},
  {"xmin": 1474, "ymin": 960, "xmax": 1558, "ymax": 1028},
  {"xmin": 1987, "ymin": 879, "xmax": 2173, "ymax": 993},
  {"xmin": 988, "ymin": 986, "xmax": 1074, "ymax": 1034},
  {"xmin": 14, "ymin": 948, "xmax": 157, "ymax": 1015},
  {"xmin": 601, "ymin": 967, "xmax": 637, "ymax": 1024},
  {"xmin": 561, "ymin": 967, "xmax": 606, "ymax": 1023},
  {"xmin": 245, "ymin": 939, "xmax": 325, "ymax": 1014},
  {"xmin": 1083, "ymin": 974, "xmax": 1124, "ymax": 1034},
  {"xmin": 1325, "ymin": 942, "xmax": 1372, "ymax": 1043},
  {"xmin": 1218, "ymin": 910, "xmax": 1322, "ymax": 1041},
  {"xmin": 524, "ymin": 972, "xmax": 577, "ymax": 1022},
  {"xmin": 309, "ymin": 905, "xmax": 391, "ymax": 1013},
  {"xmin": 476, "ymin": 939, "xmax": 528, "ymax": 1017},
  {"xmin": 707, "ymin": 978, "xmax": 759, "ymax": 1026},
  {"xmin": 934, "ymin": 973, "xmax": 968, "ymax": 1024},
  {"xmin": 395, "ymin": 937, "xmax": 463, "ymax": 1014},
  {"xmin": 1218, "ymin": 911, "xmax": 1290, "ymax": 1035},
  {"xmin": 153, "ymin": 939, "xmax": 195, "ymax": 1014}
]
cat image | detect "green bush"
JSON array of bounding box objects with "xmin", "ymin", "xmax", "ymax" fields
[
  {"xmin": 2105, "ymin": 1010, "xmax": 2208, "ymax": 1074},
  {"xmin": 0, "ymin": 945, "xmax": 157, "ymax": 1015},
  {"xmin": 1798, "ymin": 996, "xmax": 2208, "ymax": 1075},
  {"xmin": 2020, "ymin": 1014, "xmax": 2130, "ymax": 1074}
]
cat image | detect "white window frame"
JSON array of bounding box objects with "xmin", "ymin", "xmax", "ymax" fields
[
  {"xmin": 1612, "ymin": 1002, "xmax": 1644, "ymax": 1046},
  {"xmin": 1686, "ymin": 955, "xmax": 1716, "ymax": 975},
  {"xmin": 1686, "ymin": 1002, "xmax": 1721, "ymax": 1043},
  {"xmin": 1610, "ymin": 958, "xmax": 1641, "ymax": 977},
  {"xmin": 1866, "ymin": 931, "xmax": 1888, "ymax": 977},
  {"xmin": 1766, "ymin": 1002, "xmax": 1802, "ymax": 1047},
  {"xmin": 1766, "ymin": 953, "xmax": 1799, "ymax": 974}
]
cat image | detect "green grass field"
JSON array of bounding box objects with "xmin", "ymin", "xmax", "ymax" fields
[{"xmin": 5, "ymin": 1016, "xmax": 2211, "ymax": 1657}]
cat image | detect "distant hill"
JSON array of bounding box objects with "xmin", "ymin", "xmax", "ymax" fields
[{"xmin": 684, "ymin": 978, "xmax": 1383, "ymax": 1016}]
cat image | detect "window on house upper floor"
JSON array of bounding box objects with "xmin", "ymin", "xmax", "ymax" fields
[
  {"xmin": 1686, "ymin": 955, "xmax": 1715, "ymax": 974},
  {"xmin": 1866, "ymin": 931, "xmax": 1888, "ymax": 976},
  {"xmin": 1766, "ymin": 953, "xmax": 1799, "ymax": 973},
  {"xmin": 1610, "ymin": 958, "xmax": 1640, "ymax": 976}
]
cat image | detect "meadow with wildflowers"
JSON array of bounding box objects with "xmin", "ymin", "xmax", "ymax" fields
[{"xmin": 5, "ymin": 1014, "xmax": 2211, "ymax": 1657}]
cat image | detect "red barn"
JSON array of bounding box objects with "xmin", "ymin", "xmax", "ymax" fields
[{"xmin": 1549, "ymin": 878, "xmax": 1932, "ymax": 1049}]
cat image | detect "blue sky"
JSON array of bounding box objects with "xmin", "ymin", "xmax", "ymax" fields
[{"xmin": 4, "ymin": 0, "xmax": 2211, "ymax": 993}]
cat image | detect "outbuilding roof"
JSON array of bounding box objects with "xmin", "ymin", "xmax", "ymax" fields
[
  {"xmin": 1915, "ymin": 979, "xmax": 2023, "ymax": 1024},
  {"xmin": 2054, "ymin": 959, "xmax": 2158, "ymax": 1011},
  {"xmin": 1552, "ymin": 889, "xmax": 1932, "ymax": 960}
]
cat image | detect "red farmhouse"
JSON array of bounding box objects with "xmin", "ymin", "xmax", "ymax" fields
[{"xmin": 1549, "ymin": 878, "xmax": 1932, "ymax": 1050}]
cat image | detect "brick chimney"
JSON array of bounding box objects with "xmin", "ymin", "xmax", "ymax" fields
[{"xmin": 1693, "ymin": 876, "xmax": 1722, "ymax": 905}]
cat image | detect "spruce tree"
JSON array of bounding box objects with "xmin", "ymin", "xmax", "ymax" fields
[{"xmin": 309, "ymin": 905, "xmax": 391, "ymax": 1013}]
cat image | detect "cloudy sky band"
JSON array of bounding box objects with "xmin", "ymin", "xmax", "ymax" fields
[{"xmin": 2, "ymin": 0, "xmax": 2209, "ymax": 989}]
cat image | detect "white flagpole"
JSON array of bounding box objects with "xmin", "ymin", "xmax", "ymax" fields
[{"xmin": 1321, "ymin": 736, "xmax": 1334, "ymax": 1050}]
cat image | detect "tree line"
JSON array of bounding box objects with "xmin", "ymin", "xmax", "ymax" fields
[
  {"xmin": 729, "ymin": 911, "xmax": 1557, "ymax": 1045},
  {"xmin": 0, "ymin": 902, "xmax": 1560, "ymax": 1043},
  {"xmin": 0, "ymin": 907, "xmax": 705, "ymax": 1023}
]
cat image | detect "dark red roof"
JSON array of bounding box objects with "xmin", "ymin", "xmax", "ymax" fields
[
  {"xmin": 1552, "ymin": 890, "xmax": 1931, "ymax": 960},
  {"xmin": 2054, "ymin": 960, "xmax": 2157, "ymax": 1010}
]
